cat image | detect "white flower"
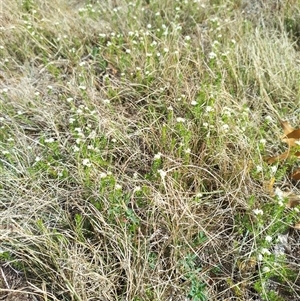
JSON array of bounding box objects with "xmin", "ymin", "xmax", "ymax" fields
[
  {"xmin": 82, "ymin": 158, "xmax": 91, "ymax": 167},
  {"xmin": 185, "ymin": 35, "xmax": 191, "ymax": 41},
  {"xmin": 259, "ymin": 138, "xmax": 266, "ymax": 145},
  {"xmin": 274, "ymin": 187, "xmax": 284, "ymax": 201},
  {"xmin": 221, "ymin": 124, "xmax": 229, "ymax": 131},
  {"xmin": 265, "ymin": 235, "xmax": 272, "ymax": 243},
  {"xmin": 261, "ymin": 248, "xmax": 271, "ymax": 255},
  {"xmin": 79, "ymin": 85, "xmax": 86, "ymax": 90},
  {"xmin": 208, "ymin": 52, "xmax": 217, "ymax": 59},
  {"xmin": 176, "ymin": 117, "xmax": 186, "ymax": 123},
  {"xmin": 203, "ymin": 122, "xmax": 209, "ymax": 128},
  {"xmin": 45, "ymin": 138, "xmax": 55, "ymax": 143},
  {"xmin": 257, "ymin": 254, "xmax": 263, "ymax": 261},
  {"xmin": 154, "ymin": 152, "xmax": 162, "ymax": 160},
  {"xmin": 73, "ymin": 146, "xmax": 80, "ymax": 152},
  {"xmin": 66, "ymin": 97, "xmax": 73, "ymax": 102},
  {"xmin": 185, "ymin": 148, "xmax": 191, "ymax": 154},
  {"xmin": 115, "ymin": 184, "xmax": 122, "ymax": 190},
  {"xmin": 205, "ymin": 106, "xmax": 213, "ymax": 112},
  {"xmin": 191, "ymin": 100, "xmax": 197, "ymax": 106},
  {"xmin": 69, "ymin": 118, "xmax": 76, "ymax": 124},
  {"xmin": 253, "ymin": 208, "xmax": 263, "ymax": 215},
  {"xmin": 256, "ymin": 165, "xmax": 263, "ymax": 173},
  {"xmin": 265, "ymin": 116, "xmax": 273, "ymax": 122},
  {"xmin": 35, "ymin": 156, "xmax": 41, "ymax": 162},
  {"xmin": 47, "ymin": 85, "xmax": 53, "ymax": 90},
  {"xmin": 270, "ymin": 165, "xmax": 277, "ymax": 174},
  {"xmin": 163, "ymin": 48, "xmax": 169, "ymax": 53},
  {"xmin": 158, "ymin": 169, "xmax": 167, "ymax": 179},
  {"xmin": 196, "ymin": 193, "xmax": 203, "ymax": 198},
  {"xmin": 99, "ymin": 172, "xmax": 107, "ymax": 178},
  {"xmin": 262, "ymin": 266, "xmax": 270, "ymax": 273},
  {"xmin": 134, "ymin": 186, "xmax": 141, "ymax": 193}
]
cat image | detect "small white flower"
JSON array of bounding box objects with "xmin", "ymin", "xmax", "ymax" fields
[
  {"xmin": 47, "ymin": 85, "xmax": 53, "ymax": 90},
  {"xmin": 1, "ymin": 88, "xmax": 8, "ymax": 93},
  {"xmin": 158, "ymin": 169, "xmax": 167, "ymax": 179},
  {"xmin": 45, "ymin": 138, "xmax": 55, "ymax": 143},
  {"xmin": 261, "ymin": 248, "xmax": 271, "ymax": 255},
  {"xmin": 274, "ymin": 187, "xmax": 284, "ymax": 201},
  {"xmin": 270, "ymin": 165, "xmax": 277, "ymax": 174},
  {"xmin": 185, "ymin": 148, "xmax": 191, "ymax": 154},
  {"xmin": 262, "ymin": 266, "xmax": 270, "ymax": 273},
  {"xmin": 99, "ymin": 172, "xmax": 107, "ymax": 178},
  {"xmin": 208, "ymin": 52, "xmax": 217, "ymax": 59},
  {"xmin": 73, "ymin": 146, "xmax": 80, "ymax": 152},
  {"xmin": 257, "ymin": 254, "xmax": 263, "ymax": 261},
  {"xmin": 154, "ymin": 152, "xmax": 162, "ymax": 160},
  {"xmin": 253, "ymin": 208, "xmax": 263, "ymax": 215},
  {"xmin": 163, "ymin": 47, "xmax": 169, "ymax": 53},
  {"xmin": 66, "ymin": 97, "xmax": 73, "ymax": 103},
  {"xmin": 2, "ymin": 150, "xmax": 9, "ymax": 155},
  {"xmin": 79, "ymin": 61, "xmax": 86, "ymax": 66},
  {"xmin": 185, "ymin": 35, "xmax": 191, "ymax": 41},
  {"xmin": 79, "ymin": 85, "xmax": 86, "ymax": 90},
  {"xmin": 265, "ymin": 116, "xmax": 273, "ymax": 122},
  {"xmin": 205, "ymin": 106, "xmax": 213, "ymax": 112},
  {"xmin": 259, "ymin": 138, "xmax": 266, "ymax": 145},
  {"xmin": 191, "ymin": 100, "xmax": 197, "ymax": 106},
  {"xmin": 115, "ymin": 184, "xmax": 122, "ymax": 190},
  {"xmin": 35, "ymin": 156, "xmax": 41, "ymax": 162},
  {"xmin": 256, "ymin": 165, "xmax": 263, "ymax": 173},
  {"xmin": 176, "ymin": 117, "xmax": 186, "ymax": 123},
  {"xmin": 125, "ymin": 49, "xmax": 131, "ymax": 54},
  {"xmin": 147, "ymin": 24, "xmax": 152, "ymax": 29},
  {"xmin": 221, "ymin": 124, "xmax": 229, "ymax": 131},
  {"xmin": 203, "ymin": 122, "xmax": 209, "ymax": 128},
  {"xmin": 265, "ymin": 235, "xmax": 272, "ymax": 243},
  {"xmin": 134, "ymin": 186, "xmax": 141, "ymax": 193},
  {"xmin": 82, "ymin": 158, "xmax": 91, "ymax": 167},
  {"xmin": 69, "ymin": 118, "xmax": 76, "ymax": 124},
  {"xmin": 167, "ymin": 106, "xmax": 173, "ymax": 111}
]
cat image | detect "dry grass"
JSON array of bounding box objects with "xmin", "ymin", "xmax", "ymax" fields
[{"xmin": 1, "ymin": 0, "xmax": 300, "ymax": 300}]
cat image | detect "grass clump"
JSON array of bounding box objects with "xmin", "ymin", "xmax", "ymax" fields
[{"xmin": 1, "ymin": 0, "xmax": 300, "ymax": 300}]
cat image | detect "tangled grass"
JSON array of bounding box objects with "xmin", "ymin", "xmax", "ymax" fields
[{"xmin": 0, "ymin": 0, "xmax": 300, "ymax": 300}]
